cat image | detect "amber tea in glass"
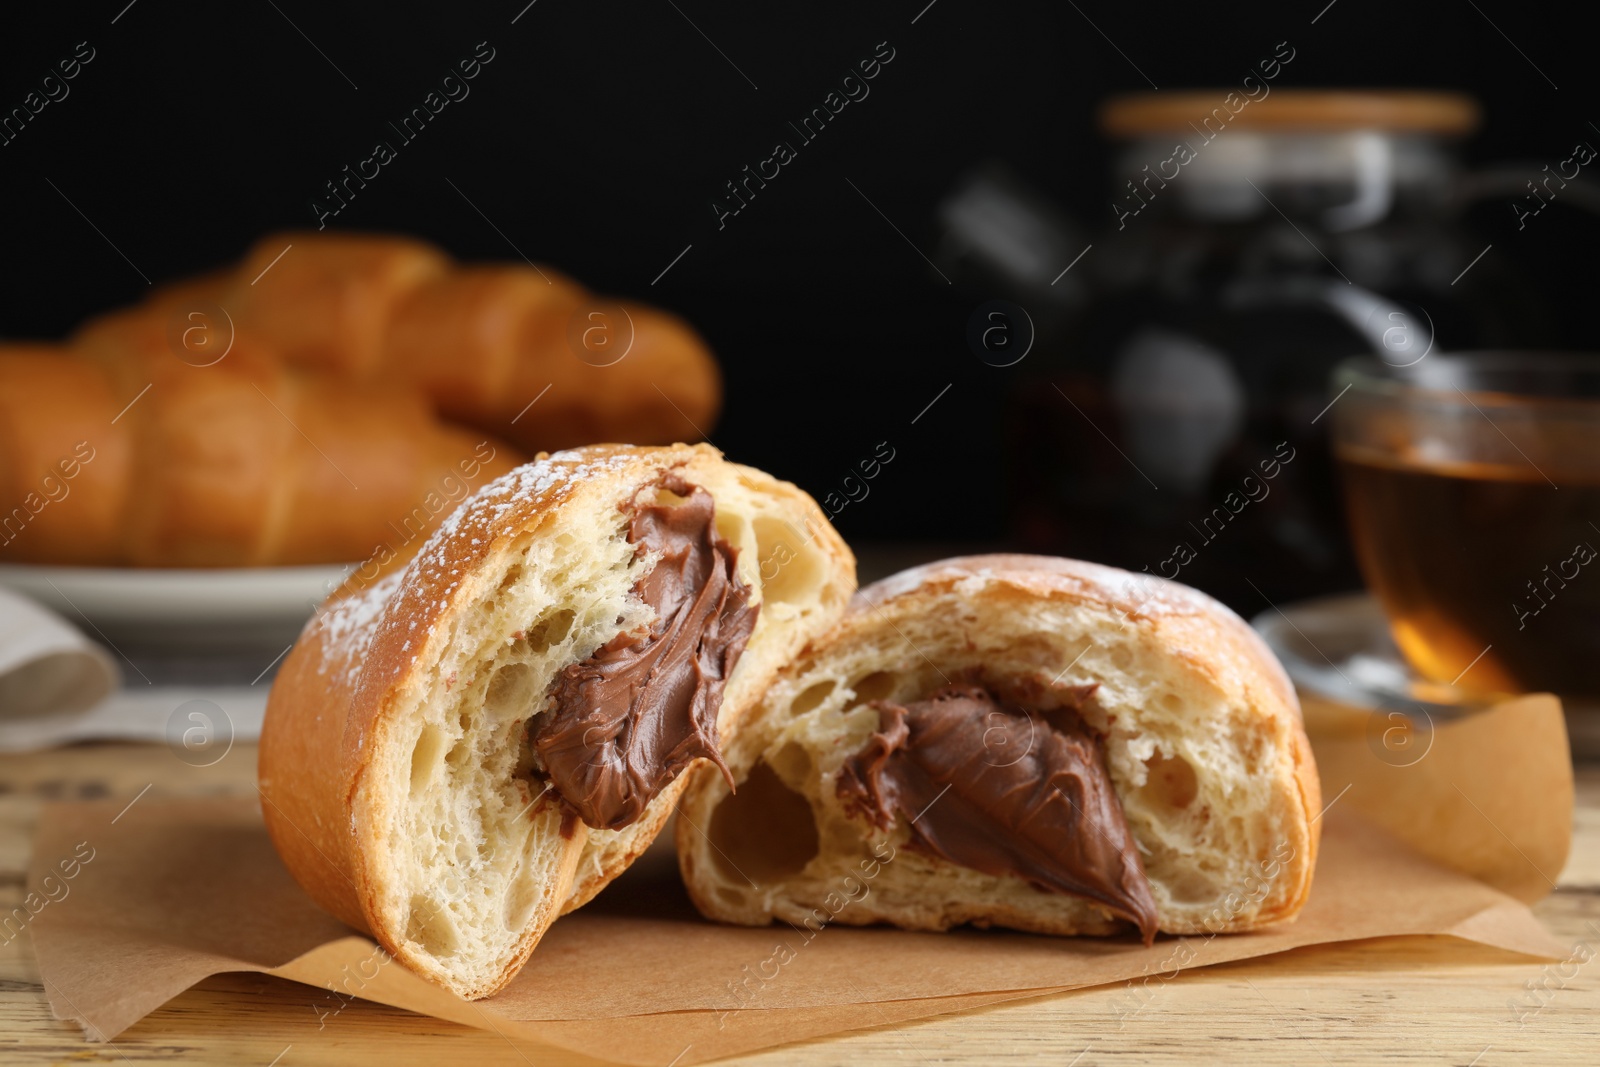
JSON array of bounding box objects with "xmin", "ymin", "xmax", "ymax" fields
[{"xmin": 1333, "ymin": 353, "xmax": 1600, "ymax": 699}]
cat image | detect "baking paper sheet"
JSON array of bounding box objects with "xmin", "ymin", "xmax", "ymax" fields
[{"xmin": 28, "ymin": 694, "xmax": 1573, "ymax": 1064}]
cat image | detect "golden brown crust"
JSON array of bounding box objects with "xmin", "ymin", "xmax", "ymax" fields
[{"xmin": 258, "ymin": 573, "xmax": 389, "ymax": 932}]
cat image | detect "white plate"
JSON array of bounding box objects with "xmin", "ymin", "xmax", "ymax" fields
[{"xmin": 0, "ymin": 562, "xmax": 354, "ymax": 650}]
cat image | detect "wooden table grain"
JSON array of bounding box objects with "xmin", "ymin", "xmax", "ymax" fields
[{"xmin": 1, "ymin": 743, "xmax": 1596, "ymax": 1065}]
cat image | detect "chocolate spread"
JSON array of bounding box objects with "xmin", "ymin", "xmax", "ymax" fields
[
  {"xmin": 836, "ymin": 685, "xmax": 1158, "ymax": 943},
  {"xmin": 532, "ymin": 474, "xmax": 758, "ymax": 832}
]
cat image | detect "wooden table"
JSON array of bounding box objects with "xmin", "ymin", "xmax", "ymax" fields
[{"xmin": 2, "ymin": 743, "xmax": 1596, "ymax": 1065}]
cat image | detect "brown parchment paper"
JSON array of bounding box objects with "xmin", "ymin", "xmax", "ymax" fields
[
  {"xmin": 1302, "ymin": 692, "xmax": 1572, "ymax": 903},
  {"xmin": 28, "ymin": 694, "xmax": 1574, "ymax": 1065}
]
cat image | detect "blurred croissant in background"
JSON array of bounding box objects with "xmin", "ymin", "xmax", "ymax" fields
[{"xmin": 0, "ymin": 231, "xmax": 722, "ymax": 568}]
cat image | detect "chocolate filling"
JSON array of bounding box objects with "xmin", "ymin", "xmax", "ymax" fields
[
  {"xmin": 531, "ymin": 474, "xmax": 758, "ymax": 832},
  {"xmin": 836, "ymin": 684, "xmax": 1158, "ymax": 943}
]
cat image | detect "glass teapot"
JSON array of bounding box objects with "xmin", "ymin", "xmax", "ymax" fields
[{"xmin": 996, "ymin": 90, "xmax": 1564, "ymax": 610}]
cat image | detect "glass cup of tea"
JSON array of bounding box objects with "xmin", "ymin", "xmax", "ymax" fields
[{"xmin": 1332, "ymin": 352, "xmax": 1600, "ymax": 700}]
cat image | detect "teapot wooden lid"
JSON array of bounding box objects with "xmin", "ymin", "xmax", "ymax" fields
[{"xmin": 1101, "ymin": 90, "xmax": 1480, "ymax": 138}]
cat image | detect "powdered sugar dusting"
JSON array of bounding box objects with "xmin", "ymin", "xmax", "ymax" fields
[
  {"xmin": 400, "ymin": 448, "xmax": 645, "ymax": 605},
  {"xmin": 856, "ymin": 553, "xmax": 1227, "ymax": 622},
  {"xmin": 322, "ymin": 447, "xmax": 680, "ymax": 695},
  {"xmin": 852, "ymin": 553, "xmax": 1287, "ymax": 714},
  {"xmin": 315, "ymin": 572, "xmax": 403, "ymax": 688}
]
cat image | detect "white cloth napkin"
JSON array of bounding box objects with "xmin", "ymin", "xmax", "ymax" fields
[
  {"xmin": 0, "ymin": 587, "xmax": 268, "ymax": 751},
  {"xmin": 0, "ymin": 586, "xmax": 119, "ymax": 733}
]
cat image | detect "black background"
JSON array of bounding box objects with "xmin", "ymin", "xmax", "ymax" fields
[{"xmin": 4, "ymin": 0, "xmax": 1596, "ymax": 579}]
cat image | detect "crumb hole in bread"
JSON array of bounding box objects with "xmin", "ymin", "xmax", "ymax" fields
[
  {"xmin": 768, "ymin": 740, "xmax": 815, "ymax": 786},
  {"xmin": 410, "ymin": 725, "xmax": 445, "ymax": 797},
  {"xmin": 708, "ymin": 761, "xmax": 819, "ymax": 883},
  {"xmin": 751, "ymin": 515, "xmax": 824, "ymax": 605},
  {"xmin": 1110, "ymin": 644, "xmax": 1133, "ymax": 669},
  {"xmin": 406, "ymin": 894, "xmax": 461, "ymax": 957},
  {"xmin": 1163, "ymin": 868, "xmax": 1219, "ymax": 904},
  {"xmin": 484, "ymin": 663, "xmax": 537, "ymax": 722},
  {"xmin": 713, "ymin": 511, "xmax": 753, "ymax": 553},
  {"xmin": 522, "ymin": 607, "xmax": 576, "ymax": 654},
  {"xmin": 714, "ymin": 512, "xmax": 759, "ymax": 590},
  {"xmin": 1138, "ymin": 752, "xmax": 1199, "ymax": 811},
  {"xmin": 790, "ymin": 680, "xmax": 836, "ymax": 716},
  {"xmin": 847, "ymin": 671, "xmax": 900, "ymax": 707},
  {"xmin": 1159, "ymin": 692, "xmax": 1183, "ymax": 713}
]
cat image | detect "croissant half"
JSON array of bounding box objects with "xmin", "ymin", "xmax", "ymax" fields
[
  {"xmin": 259, "ymin": 444, "xmax": 854, "ymax": 998},
  {"xmin": 676, "ymin": 555, "xmax": 1320, "ymax": 942}
]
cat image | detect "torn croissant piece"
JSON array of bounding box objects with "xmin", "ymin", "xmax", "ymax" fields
[
  {"xmin": 258, "ymin": 444, "xmax": 853, "ymax": 998},
  {"xmin": 676, "ymin": 554, "xmax": 1320, "ymax": 944}
]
